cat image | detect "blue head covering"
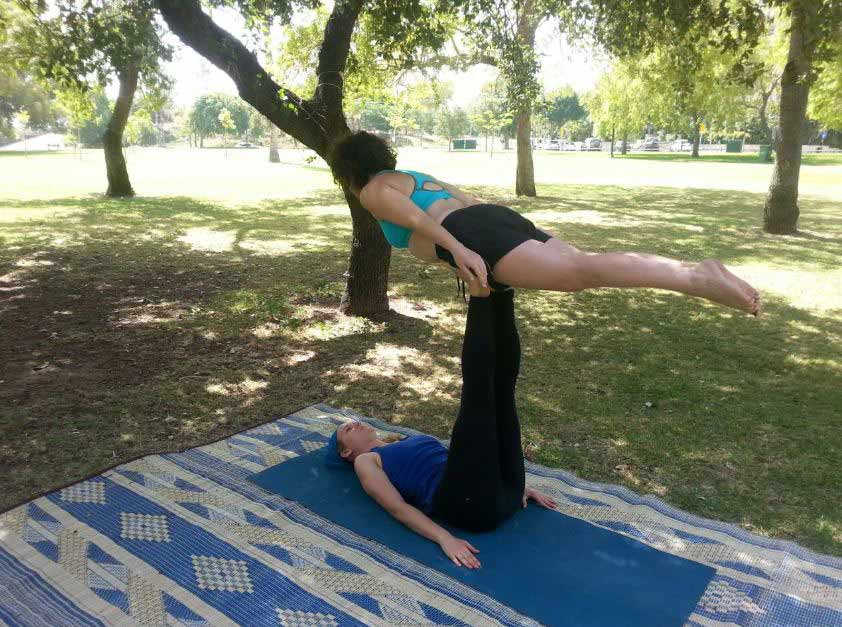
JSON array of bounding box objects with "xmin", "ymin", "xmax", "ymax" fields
[{"xmin": 324, "ymin": 428, "xmax": 350, "ymax": 468}]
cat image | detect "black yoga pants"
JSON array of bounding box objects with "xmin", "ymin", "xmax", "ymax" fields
[
  {"xmin": 431, "ymin": 290, "xmax": 526, "ymax": 532},
  {"xmin": 434, "ymin": 204, "xmax": 552, "ymax": 290}
]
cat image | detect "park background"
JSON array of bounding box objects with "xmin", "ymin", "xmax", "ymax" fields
[{"xmin": 1, "ymin": 0, "xmax": 841, "ymax": 561}]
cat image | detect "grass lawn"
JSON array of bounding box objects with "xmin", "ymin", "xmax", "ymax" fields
[
  {"xmin": 615, "ymin": 151, "xmax": 842, "ymax": 166},
  {"xmin": 1, "ymin": 147, "xmax": 840, "ymax": 557}
]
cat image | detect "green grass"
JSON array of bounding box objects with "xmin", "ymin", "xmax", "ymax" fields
[
  {"xmin": 616, "ymin": 151, "xmax": 842, "ymax": 166},
  {"xmin": 1, "ymin": 147, "xmax": 841, "ymax": 557}
]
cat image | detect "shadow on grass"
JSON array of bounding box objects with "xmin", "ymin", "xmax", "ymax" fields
[
  {"xmin": 506, "ymin": 185, "xmax": 842, "ymax": 270},
  {"xmin": 1, "ymin": 185, "xmax": 841, "ymax": 556}
]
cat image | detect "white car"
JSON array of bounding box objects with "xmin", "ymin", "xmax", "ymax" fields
[
  {"xmin": 545, "ymin": 139, "xmax": 561, "ymax": 150},
  {"xmin": 561, "ymin": 140, "xmax": 577, "ymax": 151},
  {"xmin": 672, "ymin": 139, "xmax": 692, "ymax": 152},
  {"xmin": 583, "ymin": 137, "xmax": 602, "ymax": 151}
]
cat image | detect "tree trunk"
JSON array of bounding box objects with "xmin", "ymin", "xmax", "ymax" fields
[
  {"xmin": 103, "ymin": 63, "xmax": 139, "ymax": 197},
  {"xmin": 339, "ymin": 188, "xmax": 391, "ymax": 317},
  {"xmin": 621, "ymin": 130, "xmax": 628, "ymax": 155},
  {"xmin": 268, "ymin": 125, "xmax": 280, "ymax": 162},
  {"xmin": 764, "ymin": 6, "xmax": 812, "ymax": 235},
  {"xmin": 610, "ymin": 125, "xmax": 615, "ymax": 158},
  {"xmin": 514, "ymin": 0, "xmax": 538, "ymax": 197},
  {"xmin": 758, "ymin": 76, "xmax": 780, "ymax": 145},
  {"xmin": 158, "ymin": 0, "xmax": 390, "ymax": 317},
  {"xmin": 515, "ymin": 105, "xmax": 536, "ymax": 196},
  {"xmin": 691, "ymin": 117, "xmax": 701, "ymax": 158}
]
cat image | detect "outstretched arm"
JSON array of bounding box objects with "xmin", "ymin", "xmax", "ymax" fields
[
  {"xmin": 360, "ymin": 180, "xmax": 488, "ymax": 288},
  {"xmin": 354, "ymin": 453, "xmax": 481, "ymax": 568}
]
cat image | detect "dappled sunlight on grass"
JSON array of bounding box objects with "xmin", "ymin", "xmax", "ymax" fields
[
  {"xmin": 785, "ymin": 354, "xmax": 842, "ymax": 372},
  {"xmin": 732, "ymin": 264, "xmax": 842, "ymax": 313},
  {"xmin": 205, "ymin": 376, "xmax": 270, "ymax": 397},
  {"xmin": 239, "ymin": 236, "xmax": 333, "ymax": 255},
  {"xmin": 111, "ymin": 301, "xmax": 195, "ymax": 326},
  {"xmin": 299, "ymin": 307, "xmax": 385, "ymax": 341},
  {"xmin": 2, "ymin": 149, "xmax": 841, "ymax": 556},
  {"xmin": 524, "ymin": 208, "xmax": 647, "ymax": 228},
  {"xmin": 177, "ymin": 228, "xmax": 238, "ymax": 252}
]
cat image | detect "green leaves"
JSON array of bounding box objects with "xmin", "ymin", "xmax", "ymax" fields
[
  {"xmin": 190, "ymin": 93, "xmax": 251, "ymax": 138},
  {"xmin": 808, "ymin": 42, "xmax": 842, "ymax": 131},
  {"xmin": 16, "ymin": 0, "xmax": 172, "ymax": 95}
]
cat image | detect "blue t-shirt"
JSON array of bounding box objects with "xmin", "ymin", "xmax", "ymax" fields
[{"xmin": 373, "ymin": 434, "xmax": 448, "ymax": 514}]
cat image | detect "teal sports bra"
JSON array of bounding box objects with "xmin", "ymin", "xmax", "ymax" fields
[{"xmin": 372, "ymin": 169, "xmax": 453, "ymax": 248}]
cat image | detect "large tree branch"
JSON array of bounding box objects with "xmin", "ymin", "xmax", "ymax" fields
[
  {"xmin": 311, "ymin": 0, "xmax": 364, "ymax": 122},
  {"xmin": 156, "ymin": 0, "xmax": 325, "ymax": 152}
]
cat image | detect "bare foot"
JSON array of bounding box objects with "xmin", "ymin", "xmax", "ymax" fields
[{"xmin": 691, "ymin": 259, "xmax": 761, "ymax": 315}]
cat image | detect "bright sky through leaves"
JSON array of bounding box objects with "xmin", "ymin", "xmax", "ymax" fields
[{"xmin": 150, "ymin": 7, "xmax": 603, "ymax": 108}]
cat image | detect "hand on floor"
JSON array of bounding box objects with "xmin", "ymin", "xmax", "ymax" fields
[
  {"xmin": 522, "ymin": 487, "xmax": 557, "ymax": 510},
  {"xmin": 439, "ymin": 534, "xmax": 481, "ymax": 569}
]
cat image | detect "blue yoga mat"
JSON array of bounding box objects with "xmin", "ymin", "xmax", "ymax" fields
[{"xmin": 250, "ymin": 450, "xmax": 715, "ymax": 627}]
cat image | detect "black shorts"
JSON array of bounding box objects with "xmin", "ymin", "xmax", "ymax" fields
[{"xmin": 434, "ymin": 204, "xmax": 552, "ymax": 289}]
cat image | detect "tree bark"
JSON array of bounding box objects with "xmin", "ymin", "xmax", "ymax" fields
[
  {"xmin": 515, "ymin": 105, "xmax": 536, "ymax": 196},
  {"xmin": 758, "ymin": 75, "xmax": 780, "ymax": 145},
  {"xmin": 103, "ymin": 63, "xmax": 139, "ymax": 197},
  {"xmin": 339, "ymin": 188, "xmax": 392, "ymax": 316},
  {"xmin": 621, "ymin": 130, "xmax": 628, "ymax": 155},
  {"xmin": 514, "ymin": 0, "xmax": 538, "ymax": 197},
  {"xmin": 764, "ymin": 6, "xmax": 812, "ymax": 235},
  {"xmin": 158, "ymin": 0, "xmax": 390, "ymax": 317},
  {"xmin": 268, "ymin": 125, "xmax": 280, "ymax": 162},
  {"xmin": 610, "ymin": 125, "xmax": 615, "ymax": 158},
  {"xmin": 691, "ymin": 116, "xmax": 701, "ymax": 158}
]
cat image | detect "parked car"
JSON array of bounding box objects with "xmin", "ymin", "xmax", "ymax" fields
[
  {"xmin": 583, "ymin": 137, "xmax": 602, "ymax": 151},
  {"xmin": 671, "ymin": 138, "xmax": 692, "ymax": 152},
  {"xmin": 560, "ymin": 140, "xmax": 577, "ymax": 151},
  {"xmin": 641, "ymin": 138, "xmax": 660, "ymax": 151},
  {"xmin": 572, "ymin": 141, "xmax": 584, "ymax": 151},
  {"xmin": 545, "ymin": 139, "xmax": 561, "ymax": 150},
  {"xmin": 236, "ymin": 141, "xmax": 258, "ymax": 148}
]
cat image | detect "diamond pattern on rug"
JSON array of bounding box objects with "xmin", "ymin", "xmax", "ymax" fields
[
  {"xmin": 697, "ymin": 579, "xmax": 765, "ymax": 616},
  {"xmin": 276, "ymin": 608, "xmax": 338, "ymax": 627},
  {"xmin": 300, "ymin": 440, "xmax": 326, "ymax": 453},
  {"xmin": 60, "ymin": 481, "xmax": 106, "ymax": 504},
  {"xmin": 120, "ymin": 513, "xmax": 171, "ymax": 542},
  {"xmin": 191, "ymin": 555, "xmax": 253, "ymax": 593},
  {"xmin": 4, "ymin": 403, "xmax": 841, "ymax": 627}
]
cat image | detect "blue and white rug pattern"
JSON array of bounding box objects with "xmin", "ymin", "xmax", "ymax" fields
[{"xmin": 1, "ymin": 403, "xmax": 840, "ymax": 626}]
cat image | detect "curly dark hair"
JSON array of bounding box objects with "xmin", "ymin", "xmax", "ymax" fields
[{"xmin": 329, "ymin": 131, "xmax": 397, "ymax": 191}]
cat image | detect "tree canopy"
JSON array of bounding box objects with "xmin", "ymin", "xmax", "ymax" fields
[
  {"xmin": 808, "ymin": 43, "xmax": 842, "ymax": 131},
  {"xmin": 585, "ymin": 62, "xmax": 647, "ymax": 146},
  {"xmin": 189, "ymin": 93, "xmax": 252, "ymax": 141}
]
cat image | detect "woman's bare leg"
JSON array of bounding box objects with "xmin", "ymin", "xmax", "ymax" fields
[{"xmin": 493, "ymin": 238, "xmax": 761, "ymax": 314}]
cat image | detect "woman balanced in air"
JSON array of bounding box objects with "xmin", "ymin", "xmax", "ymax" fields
[
  {"xmin": 326, "ymin": 288, "xmax": 556, "ymax": 568},
  {"xmin": 329, "ymin": 131, "xmax": 761, "ymax": 311}
]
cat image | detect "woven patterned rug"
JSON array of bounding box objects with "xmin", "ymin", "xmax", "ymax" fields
[{"xmin": 1, "ymin": 403, "xmax": 840, "ymax": 626}]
